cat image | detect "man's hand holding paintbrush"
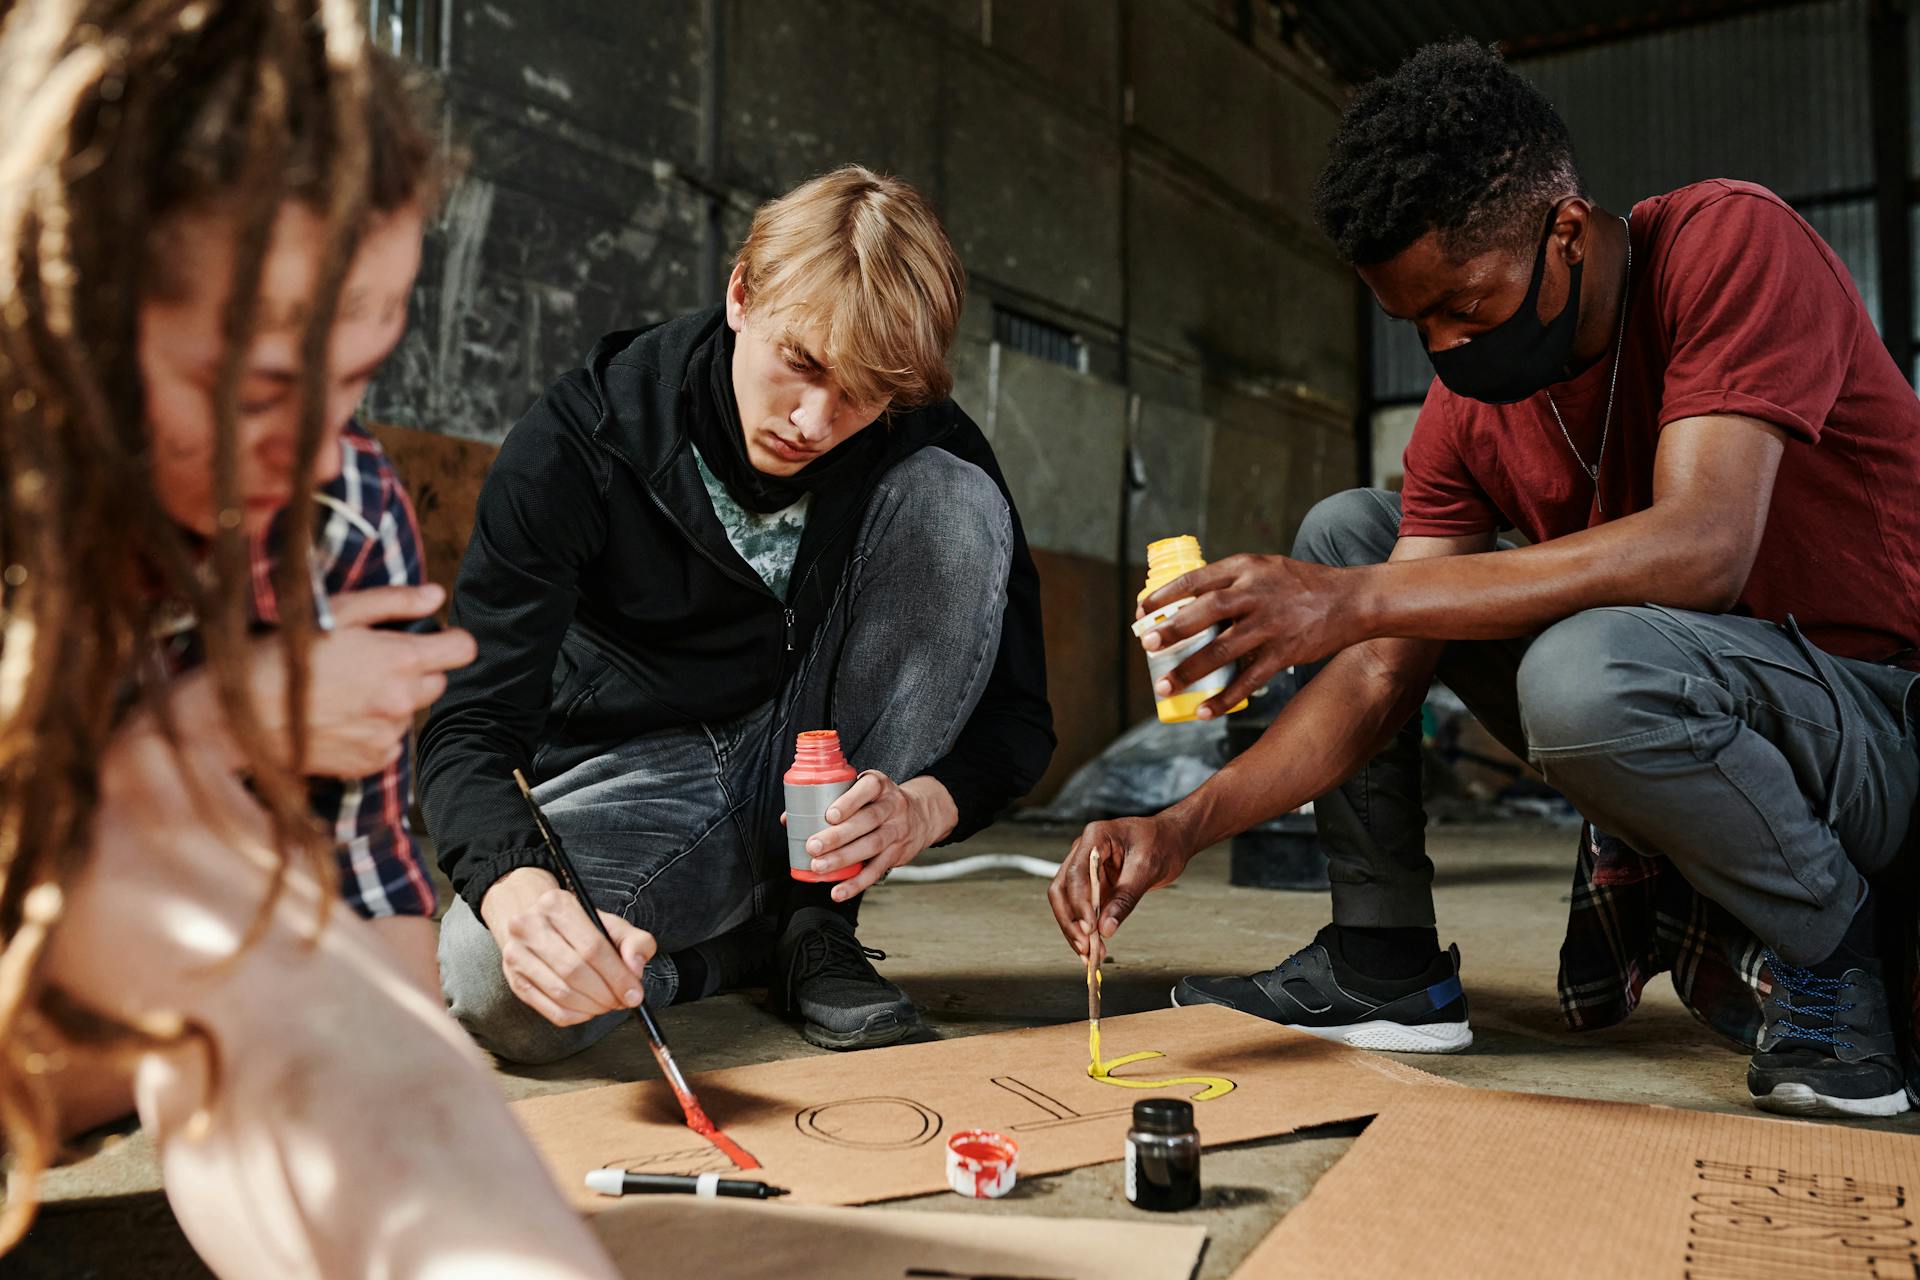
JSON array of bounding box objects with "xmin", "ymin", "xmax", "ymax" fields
[
  {"xmin": 480, "ymin": 827, "xmax": 657, "ymax": 1029},
  {"xmin": 507, "ymin": 771, "xmax": 755, "ymax": 1168},
  {"xmin": 1049, "ymin": 815, "xmax": 1190, "ymax": 958}
]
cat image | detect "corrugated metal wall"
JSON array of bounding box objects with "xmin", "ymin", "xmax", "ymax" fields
[{"xmin": 1373, "ymin": 0, "xmax": 1912, "ymax": 402}]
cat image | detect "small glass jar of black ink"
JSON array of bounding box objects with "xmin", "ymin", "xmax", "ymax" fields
[{"xmin": 1125, "ymin": 1098, "xmax": 1200, "ymax": 1212}]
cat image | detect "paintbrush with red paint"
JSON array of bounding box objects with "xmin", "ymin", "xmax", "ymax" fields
[{"xmin": 512, "ymin": 769, "xmax": 759, "ymax": 1169}]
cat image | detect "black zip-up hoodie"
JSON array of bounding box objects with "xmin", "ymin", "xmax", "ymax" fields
[{"xmin": 419, "ymin": 309, "xmax": 1055, "ymax": 914}]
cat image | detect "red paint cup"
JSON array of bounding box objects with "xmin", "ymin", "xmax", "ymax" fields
[{"xmin": 946, "ymin": 1129, "xmax": 1019, "ymax": 1199}]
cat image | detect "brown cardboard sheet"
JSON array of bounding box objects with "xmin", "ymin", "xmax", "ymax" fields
[
  {"xmin": 514, "ymin": 1004, "xmax": 1447, "ymax": 1209},
  {"xmin": 588, "ymin": 1199, "xmax": 1208, "ymax": 1280},
  {"xmin": 1234, "ymin": 1087, "xmax": 1920, "ymax": 1278}
]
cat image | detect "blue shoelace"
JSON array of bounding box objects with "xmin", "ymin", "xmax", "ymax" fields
[{"xmin": 1763, "ymin": 949, "xmax": 1856, "ymax": 1049}]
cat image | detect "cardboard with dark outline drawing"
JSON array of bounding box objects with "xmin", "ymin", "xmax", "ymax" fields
[
  {"xmin": 513, "ymin": 1004, "xmax": 1448, "ymax": 1209},
  {"xmin": 589, "ymin": 1199, "xmax": 1209, "ymax": 1280},
  {"xmin": 1232, "ymin": 1087, "xmax": 1920, "ymax": 1278}
]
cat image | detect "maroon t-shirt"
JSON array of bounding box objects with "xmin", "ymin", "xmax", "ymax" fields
[{"xmin": 1399, "ymin": 179, "xmax": 1920, "ymax": 663}]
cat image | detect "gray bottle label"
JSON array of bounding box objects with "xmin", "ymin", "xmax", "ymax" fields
[{"xmin": 785, "ymin": 778, "xmax": 854, "ymax": 870}]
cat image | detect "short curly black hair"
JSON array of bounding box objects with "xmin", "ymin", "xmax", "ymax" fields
[{"xmin": 1312, "ymin": 39, "xmax": 1583, "ymax": 266}]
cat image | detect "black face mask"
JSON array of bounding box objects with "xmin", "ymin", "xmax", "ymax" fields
[{"xmin": 1425, "ymin": 214, "xmax": 1581, "ymax": 405}]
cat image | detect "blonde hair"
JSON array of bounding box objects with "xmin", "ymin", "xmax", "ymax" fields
[{"xmin": 734, "ymin": 165, "xmax": 964, "ymax": 409}]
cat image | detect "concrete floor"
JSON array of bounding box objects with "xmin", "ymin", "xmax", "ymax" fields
[{"xmin": 14, "ymin": 817, "xmax": 1920, "ymax": 1277}]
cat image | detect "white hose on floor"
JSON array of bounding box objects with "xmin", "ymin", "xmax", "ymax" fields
[{"xmin": 886, "ymin": 853, "xmax": 1060, "ymax": 882}]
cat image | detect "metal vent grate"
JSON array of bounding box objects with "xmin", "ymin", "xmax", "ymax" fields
[{"xmin": 992, "ymin": 304, "xmax": 1087, "ymax": 373}]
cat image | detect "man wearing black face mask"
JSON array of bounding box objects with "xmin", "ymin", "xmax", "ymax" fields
[{"xmin": 1049, "ymin": 40, "xmax": 1920, "ymax": 1120}]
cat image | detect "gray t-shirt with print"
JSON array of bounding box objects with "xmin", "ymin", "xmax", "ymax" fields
[{"xmin": 691, "ymin": 443, "xmax": 809, "ymax": 599}]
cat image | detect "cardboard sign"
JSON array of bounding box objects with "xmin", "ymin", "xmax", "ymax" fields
[
  {"xmin": 588, "ymin": 1199, "xmax": 1209, "ymax": 1280},
  {"xmin": 513, "ymin": 1004, "xmax": 1447, "ymax": 1209},
  {"xmin": 1234, "ymin": 1088, "xmax": 1920, "ymax": 1278}
]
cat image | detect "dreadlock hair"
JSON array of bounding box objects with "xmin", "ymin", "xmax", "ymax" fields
[
  {"xmin": 1312, "ymin": 38, "xmax": 1584, "ymax": 266},
  {"xmin": 0, "ymin": 0, "xmax": 440, "ymax": 1248}
]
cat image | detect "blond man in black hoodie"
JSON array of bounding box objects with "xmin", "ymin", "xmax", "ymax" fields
[{"xmin": 423, "ymin": 167, "xmax": 1054, "ymax": 1061}]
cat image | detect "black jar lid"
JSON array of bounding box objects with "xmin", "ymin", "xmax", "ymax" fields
[{"xmin": 1132, "ymin": 1098, "xmax": 1195, "ymax": 1134}]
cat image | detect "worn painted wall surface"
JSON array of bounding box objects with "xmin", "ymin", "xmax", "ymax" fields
[{"xmin": 370, "ymin": 1, "xmax": 1357, "ymax": 796}]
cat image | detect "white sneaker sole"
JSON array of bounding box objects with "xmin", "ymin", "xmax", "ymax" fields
[
  {"xmin": 1751, "ymin": 1081, "xmax": 1911, "ymax": 1119},
  {"xmin": 1171, "ymin": 987, "xmax": 1473, "ymax": 1053}
]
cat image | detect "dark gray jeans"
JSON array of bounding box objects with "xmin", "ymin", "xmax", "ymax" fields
[
  {"xmin": 440, "ymin": 448, "xmax": 1013, "ymax": 1062},
  {"xmin": 1296, "ymin": 488, "xmax": 1920, "ymax": 967}
]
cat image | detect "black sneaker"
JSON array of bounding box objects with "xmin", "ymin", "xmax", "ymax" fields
[
  {"xmin": 1171, "ymin": 925, "xmax": 1472, "ymax": 1053},
  {"xmin": 1748, "ymin": 950, "xmax": 1910, "ymax": 1118},
  {"xmin": 772, "ymin": 908, "xmax": 922, "ymax": 1050}
]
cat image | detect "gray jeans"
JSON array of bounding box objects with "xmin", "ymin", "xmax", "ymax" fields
[
  {"xmin": 1296, "ymin": 488, "xmax": 1920, "ymax": 967},
  {"xmin": 440, "ymin": 448, "xmax": 1014, "ymax": 1063}
]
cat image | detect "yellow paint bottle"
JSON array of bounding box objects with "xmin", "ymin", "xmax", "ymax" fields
[{"xmin": 1132, "ymin": 535, "xmax": 1249, "ymax": 723}]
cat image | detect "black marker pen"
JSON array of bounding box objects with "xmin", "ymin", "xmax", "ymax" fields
[{"xmin": 584, "ymin": 1169, "xmax": 789, "ymax": 1199}]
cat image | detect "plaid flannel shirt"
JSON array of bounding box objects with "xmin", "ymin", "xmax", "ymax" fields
[
  {"xmin": 1561, "ymin": 823, "xmax": 1920, "ymax": 1072},
  {"xmin": 162, "ymin": 420, "xmax": 436, "ymax": 919},
  {"xmin": 1558, "ymin": 823, "xmax": 1770, "ymax": 1048}
]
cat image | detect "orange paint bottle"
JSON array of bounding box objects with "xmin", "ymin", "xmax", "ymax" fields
[{"xmin": 783, "ymin": 730, "xmax": 860, "ymax": 882}]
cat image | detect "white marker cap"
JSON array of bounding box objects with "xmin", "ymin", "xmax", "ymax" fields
[{"xmin": 584, "ymin": 1168, "xmax": 626, "ymax": 1197}]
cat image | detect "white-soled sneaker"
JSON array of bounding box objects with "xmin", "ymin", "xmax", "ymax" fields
[
  {"xmin": 1748, "ymin": 951, "xmax": 1909, "ymax": 1119},
  {"xmin": 1172, "ymin": 925, "xmax": 1472, "ymax": 1054}
]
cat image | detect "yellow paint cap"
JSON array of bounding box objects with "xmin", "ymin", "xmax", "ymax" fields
[{"xmin": 1140, "ymin": 534, "xmax": 1207, "ymax": 601}]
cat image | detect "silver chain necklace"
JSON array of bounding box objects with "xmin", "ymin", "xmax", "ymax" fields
[{"xmin": 1543, "ymin": 216, "xmax": 1631, "ymax": 515}]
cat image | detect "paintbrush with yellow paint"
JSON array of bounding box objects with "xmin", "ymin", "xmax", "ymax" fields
[
  {"xmin": 1083, "ymin": 843, "xmax": 1235, "ymax": 1099},
  {"xmin": 1087, "ymin": 845, "xmax": 1104, "ymax": 1070}
]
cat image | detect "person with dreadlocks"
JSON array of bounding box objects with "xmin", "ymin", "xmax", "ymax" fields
[
  {"xmin": 1052, "ymin": 39, "xmax": 1920, "ymax": 1121},
  {"xmin": 0, "ymin": 2, "xmax": 618, "ymax": 1274}
]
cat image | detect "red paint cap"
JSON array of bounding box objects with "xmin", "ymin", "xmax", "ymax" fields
[
  {"xmin": 786, "ymin": 729, "xmax": 857, "ymax": 785},
  {"xmin": 946, "ymin": 1129, "xmax": 1019, "ymax": 1199}
]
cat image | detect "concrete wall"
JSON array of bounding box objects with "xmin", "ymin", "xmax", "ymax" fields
[
  {"xmin": 370, "ymin": 0, "xmax": 1358, "ymax": 799},
  {"xmin": 1369, "ymin": 404, "xmax": 1420, "ymax": 492}
]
